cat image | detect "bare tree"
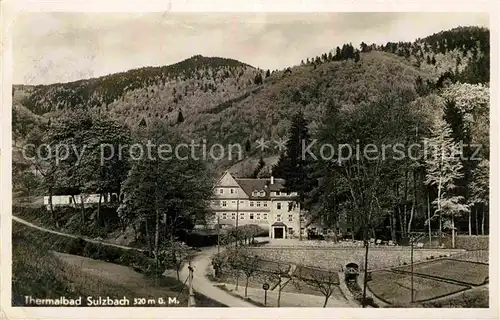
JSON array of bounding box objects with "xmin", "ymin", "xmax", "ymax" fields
[
  {"xmin": 294, "ymin": 265, "xmax": 339, "ymax": 307},
  {"xmin": 233, "ymin": 249, "xmax": 261, "ymax": 297},
  {"xmin": 257, "ymin": 259, "xmax": 292, "ymax": 307}
]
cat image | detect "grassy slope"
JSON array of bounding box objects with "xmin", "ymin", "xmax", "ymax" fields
[
  {"xmin": 12, "ymin": 223, "xmax": 140, "ymax": 306},
  {"xmin": 12, "ymin": 221, "xmax": 227, "ymax": 307}
]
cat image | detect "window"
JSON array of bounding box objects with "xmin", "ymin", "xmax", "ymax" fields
[
  {"xmin": 259, "ymin": 190, "xmax": 265, "ymax": 196},
  {"xmin": 231, "ymin": 212, "xmax": 236, "ymax": 220},
  {"xmin": 256, "ymin": 201, "xmax": 261, "ymax": 207},
  {"xmin": 257, "ymin": 213, "xmax": 261, "ymax": 220},
  {"xmin": 263, "ymin": 213, "xmax": 268, "ymax": 220},
  {"xmin": 230, "ymin": 189, "xmax": 234, "ymax": 194},
  {"xmin": 240, "ymin": 213, "xmax": 245, "ymax": 219},
  {"xmin": 276, "ymin": 191, "xmax": 280, "ymax": 196},
  {"xmin": 250, "ymin": 201, "xmax": 254, "ymax": 207},
  {"xmin": 240, "ymin": 200, "xmax": 244, "ymax": 204},
  {"xmin": 288, "ymin": 214, "xmax": 293, "ymax": 222},
  {"xmin": 250, "ymin": 213, "xmax": 254, "ymax": 220},
  {"xmin": 222, "ymin": 201, "xmax": 227, "ymax": 207},
  {"xmin": 222, "ymin": 213, "xmax": 228, "ymax": 220},
  {"xmin": 69, "ymin": 197, "xmax": 73, "ymax": 204},
  {"xmin": 263, "ymin": 202, "xmax": 267, "ymax": 207},
  {"xmin": 232, "ymin": 200, "xmax": 236, "ymax": 204},
  {"xmin": 277, "ymin": 202, "xmax": 281, "ymax": 210},
  {"xmin": 289, "ymin": 228, "xmax": 294, "ymax": 234},
  {"xmin": 252, "ymin": 191, "xmax": 258, "ymax": 196},
  {"xmin": 277, "ymin": 214, "xmax": 281, "ymax": 222},
  {"xmin": 219, "ymin": 189, "xmax": 223, "ymax": 194}
]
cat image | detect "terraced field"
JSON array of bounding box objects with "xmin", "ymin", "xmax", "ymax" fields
[
  {"xmin": 368, "ymin": 270, "xmax": 469, "ymax": 304},
  {"xmin": 394, "ymin": 259, "xmax": 489, "ymax": 286}
]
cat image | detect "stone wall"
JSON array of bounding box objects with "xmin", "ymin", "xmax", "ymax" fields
[
  {"xmin": 247, "ymin": 247, "xmax": 464, "ymax": 271},
  {"xmin": 443, "ymin": 235, "xmax": 489, "ymax": 251}
]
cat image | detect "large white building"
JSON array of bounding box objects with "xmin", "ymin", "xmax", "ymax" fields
[{"xmin": 210, "ymin": 171, "xmax": 304, "ymax": 239}]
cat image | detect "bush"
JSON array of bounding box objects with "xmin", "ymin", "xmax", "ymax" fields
[
  {"xmin": 66, "ymin": 237, "xmax": 86, "ymax": 255},
  {"xmin": 82, "ymin": 242, "xmax": 100, "ymax": 258},
  {"xmin": 345, "ymin": 279, "xmax": 378, "ymax": 307}
]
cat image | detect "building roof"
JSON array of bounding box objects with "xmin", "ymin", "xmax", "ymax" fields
[
  {"xmin": 214, "ymin": 171, "xmax": 296, "ymax": 200},
  {"xmin": 235, "ymin": 177, "xmax": 286, "ymax": 200}
]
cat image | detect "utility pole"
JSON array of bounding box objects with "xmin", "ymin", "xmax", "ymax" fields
[
  {"xmin": 410, "ymin": 235, "xmax": 415, "ymax": 303},
  {"xmin": 187, "ymin": 264, "xmax": 195, "ymax": 307},
  {"xmin": 217, "ymin": 215, "xmax": 220, "ymax": 254},
  {"xmin": 235, "ymin": 195, "xmax": 239, "ymax": 247}
]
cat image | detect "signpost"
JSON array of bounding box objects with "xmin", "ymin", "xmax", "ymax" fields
[
  {"xmin": 217, "ymin": 216, "xmax": 220, "ymax": 254},
  {"xmin": 262, "ymin": 283, "xmax": 270, "ymax": 306}
]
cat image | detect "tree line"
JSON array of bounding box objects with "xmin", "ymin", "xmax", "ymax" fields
[{"xmin": 272, "ymin": 82, "xmax": 489, "ymax": 245}]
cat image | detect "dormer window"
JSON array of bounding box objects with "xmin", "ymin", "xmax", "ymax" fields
[
  {"xmin": 219, "ymin": 189, "xmax": 223, "ymax": 194},
  {"xmin": 252, "ymin": 190, "xmax": 258, "ymax": 196},
  {"xmin": 259, "ymin": 190, "xmax": 265, "ymax": 196}
]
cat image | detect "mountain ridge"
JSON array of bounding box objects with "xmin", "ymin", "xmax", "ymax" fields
[{"xmin": 12, "ymin": 26, "xmax": 490, "ymax": 175}]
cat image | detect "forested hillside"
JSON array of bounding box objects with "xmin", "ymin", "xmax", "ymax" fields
[
  {"xmin": 12, "ymin": 25, "xmax": 490, "ymax": 253},
  {"xmin": 13, "ymin": 27, "xmax": 489, "ymax": 151}
]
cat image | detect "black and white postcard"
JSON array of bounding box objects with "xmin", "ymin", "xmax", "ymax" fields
[{"xmin": 1, "ymin": 1, "xmax": 497, "ymax": 319}]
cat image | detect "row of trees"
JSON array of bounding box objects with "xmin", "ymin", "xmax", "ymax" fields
[
  {"xmin": 301, "ymin": 43, "xmax": 362, "ymax": 67},
  {"xmin": 298, "ymin": 27, "xmax": 489, "ymax": 84},
  {"xmin": 212, "ymin": 244, "xmax": 339, "ymax": 307}
]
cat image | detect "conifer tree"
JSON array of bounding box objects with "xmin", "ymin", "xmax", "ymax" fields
[
  {"xmin": 273, "ymin": 111, "xmax": 316, "ymax": 240},
  {"xmin": 354, "ymin": 50, "xmax": 361, "ymax": 62},
  {"xmin": 177, "ymin": 109, "xmax": 184, "ymax": 123},
  {"xmin": 254, "ymin": 73, "xmax": 263, "ymax": 85},
  {"xmin": 244, "ymin": 139, "xmax": 251, "ymax": 153},
  {"xmin": 252, "ymin": 156, "xmax": 266, "ymax": 178}
]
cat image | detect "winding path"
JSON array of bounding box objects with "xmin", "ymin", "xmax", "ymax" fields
[
  {"xmin": 12, "ymin": 215, "xmax": 145, "ymax": 251},
  {"xmin": 177, "ymin": 247, "xmax": 256, "ymax": 307},
  {"xmin": 13, "ymin": 215, "xmax": 254, "ymax": 307}
]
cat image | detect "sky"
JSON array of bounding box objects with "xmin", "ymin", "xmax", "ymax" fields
[{"xmin": 13, "ymin": 12, "xmax": 489, "ymax": 85}]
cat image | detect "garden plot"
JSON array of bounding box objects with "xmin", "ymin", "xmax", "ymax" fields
[
  {"xmin": 394, "ymin": 259, "xmax": 489, "ymax": 286},
  {"xmin": 368, "ymin": 270, "xmax": 469, "ymax": 304},
  {"xmin": 292, "ymin": 266, "xmax": 340, "ymax": 284},
  {"xmin": 451, "ymin": 250, "xmax": 488, "ymax": 264},
  {"xmin": 255, "ymin": 259, "xmax": 291, "ymax": 274}
]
